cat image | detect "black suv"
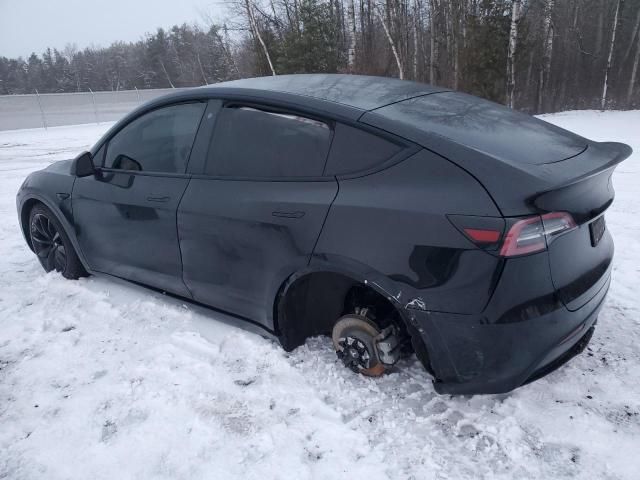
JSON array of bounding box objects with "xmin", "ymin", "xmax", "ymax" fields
[{"xmin": 17, "ymin": 74, "xmax": 631, "ymax": 394}]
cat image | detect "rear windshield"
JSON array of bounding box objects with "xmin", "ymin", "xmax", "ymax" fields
[{"xmin": 371, "ymin": 92, "xmax": 587, "ymax": 165}]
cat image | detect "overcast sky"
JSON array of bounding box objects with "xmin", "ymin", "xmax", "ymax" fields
[{"xmin": 0, "ymin": 0, "xmax": 224, "ymax": 59}]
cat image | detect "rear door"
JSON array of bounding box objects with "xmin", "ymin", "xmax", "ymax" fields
[
  {"xmin": 73, "ymin": 101, "xmax": 206, "ymax": 296},
  {"xmin": 178, "ymin": 102, "xmax": 338, "ymax": 328}
]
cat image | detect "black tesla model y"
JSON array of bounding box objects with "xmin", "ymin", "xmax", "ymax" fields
[{"xmin": 17, "ymin": 75, "xmax": 631, "ymax": 394}]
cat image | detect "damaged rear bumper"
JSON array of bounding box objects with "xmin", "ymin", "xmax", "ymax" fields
[{"xmin": 404, "ymin": 274, "xmax": 609, "ymax": 395}]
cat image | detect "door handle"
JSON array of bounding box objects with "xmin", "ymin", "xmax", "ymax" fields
[
  {"xmin": 272, "ymin": 210, "xmax": 305, "ymax": 219},
  {"xmin": 147, "ymin": 195, "xmax": 170, "ymax": 203}
]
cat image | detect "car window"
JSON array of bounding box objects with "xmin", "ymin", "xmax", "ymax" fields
[
  {"xmin": 324, "ymin": 123, "xmax": 403, "ymax": 175},
  {"xmin": 93, "ymin": 143, "xmax": 105, "ymax": 166},
  {"xmin": 205, "ymin": 106, "xmax": 331, "ymax": 178},
  {"xmin": 104, "ymin": 102, "xmax": 205, "ymax": 173}
]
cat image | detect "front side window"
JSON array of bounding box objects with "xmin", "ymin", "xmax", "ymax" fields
[
  {"xmin": 205, "ymin": 106, "xmax": 331, "ymax": 178},
  {"xmin": 104, "ymin": 102, "xmax": 205, "ymax": 173}
]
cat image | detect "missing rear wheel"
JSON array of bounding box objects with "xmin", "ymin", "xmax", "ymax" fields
[{"xmin": 332, "ymin": 315, "xmax": 386, "ymax": 377}]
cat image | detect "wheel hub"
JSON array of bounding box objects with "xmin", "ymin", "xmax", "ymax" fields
[
  {"xmin": 332, "ymin": 315, "xmax": 386, "ymax": 376},
  {"xmin": 337, "ymin": 336, "xmax": 372, "ymax": 372}
]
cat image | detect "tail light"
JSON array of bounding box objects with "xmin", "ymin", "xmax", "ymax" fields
[
  {"xmin": 463, "ymin": 228, "xmax": 502, "ymax": 243},
  {"xmin": 447, "ymin": 215, "xmax": 506, "ymax": 251},
  {"xmin": 500, "ymin": 212, "xmax": 576, "ymax": 257}
]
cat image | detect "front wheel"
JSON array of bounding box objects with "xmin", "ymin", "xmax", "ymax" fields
[{"xmin": 29, "ymin": 204, "xmax": 87, "ymax": 279}]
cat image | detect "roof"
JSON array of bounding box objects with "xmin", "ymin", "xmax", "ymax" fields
[{"xmin": 202, "ymin": 74, "xmax": 449, "ymax": 111}]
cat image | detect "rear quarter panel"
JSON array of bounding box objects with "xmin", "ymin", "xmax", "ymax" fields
[{"xmin": 314, "ymin": 149, "xmax": 503, "ymax": 314}]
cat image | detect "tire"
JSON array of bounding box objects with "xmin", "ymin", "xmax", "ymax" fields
[{"xmin": 28, "ymin": 203, "xmax": 88, "ymax": 280}]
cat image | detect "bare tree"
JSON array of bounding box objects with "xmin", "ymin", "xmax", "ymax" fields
[
  {"xmin": 449, "ymin": 0, "xmax": 459, "ymax": 90},
  {"xmin": 215, "ymin": 27, "xmax": 242, "ymax": 79},
  {"xmin": 621, "ymin": 7, "xmax": 640, "ymax": 65},
  {"xmin": 196, "ymin": 53, "xmax": 209, "ymax": 85},
  {"xmin": 347, "ymin": 0, "xmax": 357, "ymax": 70},
  {"xmin": 159, "ymin": 59, "xmax": 175, "ymax": 88},
  {"xmin": 602, "ymin": 0, "xmax": 622, "ymax": 110},
  {"xmin": 428, "ymin": 0, "xmax": 437, "ymax": 84},
  {"xmin": 200, "ymin": 10, "xmax": 242, "ymax": 78},
  {"xmin": 375, "ymin": 2, "xmax": 404, "ymax": 79},
  {"xmin": 506, "ymin": 0, "xmax": 521, "ymax": 108},
  {"xmin": 412, "ymin": 0, "xmax": 420, "ymax": 80},
  {"xmin": 245, "ymin": 0, "xmax": 277, "ymax": 76},
  {"xmin": 538, "ymin": 0, "xmax": 555, "ymax": 113}
]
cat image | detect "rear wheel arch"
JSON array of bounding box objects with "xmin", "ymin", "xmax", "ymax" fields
[{"xmin": 273, "ymin": 267, "xmax": 411, "ymax": 352}]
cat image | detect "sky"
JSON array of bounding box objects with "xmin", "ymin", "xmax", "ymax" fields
[{"xmin": 0, "ymin": 0, "xmax": 224, "ymax": 59}]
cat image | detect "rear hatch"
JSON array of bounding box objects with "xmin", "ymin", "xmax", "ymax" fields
[
  {"xmin": 534, "ymin": 142, "xmax": 629, "ymax": 310},
  {"xmin": 361, "ymin": 92, "xmax": 632, "ymax": 310},
  {"xmin": 361, "ymin": 91, "xmax": 630, "ymax": 217}
]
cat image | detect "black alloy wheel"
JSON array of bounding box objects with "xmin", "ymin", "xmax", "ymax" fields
[
  {"xmin": 28, "ymin": 204, "xmax": 87, "ymax": 279},
  {"xmin": 31, "ymin": 212, "xmax": 67, "ymax": 272}
]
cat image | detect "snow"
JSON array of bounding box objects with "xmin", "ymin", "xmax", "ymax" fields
[{"xmin": 0, "ymin": 112, "xmax": 639, "ymax": 479}]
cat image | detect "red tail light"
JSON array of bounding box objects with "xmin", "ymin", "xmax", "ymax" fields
[
  {"xmin": 500, "ymin": 212, "xmax": 576, "ymax": 257},
  {"xmin": 463, "ymin": 228, "xmax": 502, "ymax": 243}
]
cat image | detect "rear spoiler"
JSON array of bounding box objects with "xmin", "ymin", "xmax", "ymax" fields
[{"xmin": 531, "ymin": 141, "xmax": 632, "ymax": 224}]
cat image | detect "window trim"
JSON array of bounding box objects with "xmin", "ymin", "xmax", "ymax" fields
[
  {"xmin": 201, "ymin": 101, "xmax": 336, "ymax": 181},
  {"xmin": 235, "ymin": 106, "xmax": 330, "ymax": 131},
  {"xmin": 222, "ymin": 101, "xmax": 334, "ymax": 130},
  {"xmin": 99, "ymin": 100, "xmax": 207, "ymax": 176}
]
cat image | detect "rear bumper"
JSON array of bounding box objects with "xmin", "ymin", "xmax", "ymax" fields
[{"xmin": 406, "ymin": 265, "xmax": 609, "ymax": 395}]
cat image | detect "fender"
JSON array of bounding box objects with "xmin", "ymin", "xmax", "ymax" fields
[
  {"xmin": 272, "ymin": 253, "xmax": 427, "ymax": 328},
  {"xmin": 17, "ymin": 189, "xmax": 93, "ymax": 274},
  {"xmin": 271, "ymin": 253, "xmax": 436, "ymax": 372}
]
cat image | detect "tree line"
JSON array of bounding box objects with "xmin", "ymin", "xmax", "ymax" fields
[
  {"xmin": 1, "ymin": 0, "xmax": 639, "ymax": 113},
  {"xmin": 0, "ymin": 24, "xmax": 238, "ymax": 94}
]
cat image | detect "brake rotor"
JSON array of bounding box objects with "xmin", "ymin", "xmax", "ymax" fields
[{"xmin": 332, "ymin": 315, "xmax": 386, "ymax": 377}]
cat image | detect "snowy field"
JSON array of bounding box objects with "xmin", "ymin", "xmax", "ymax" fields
[{"xmin": 0, "ymin": 112, "xmax": 639, "ymax": 480}]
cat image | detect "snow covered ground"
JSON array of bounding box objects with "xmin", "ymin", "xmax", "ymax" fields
[{"xmin": 0, "ymin": 112, "xmax": 638, "ymax": 480}]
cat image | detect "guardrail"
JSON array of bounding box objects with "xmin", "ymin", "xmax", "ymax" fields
[{"xmin": 0, "ymin": 87, "xmax": 192, "ymax": 131}]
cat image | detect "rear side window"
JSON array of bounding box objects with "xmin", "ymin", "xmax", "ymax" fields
[
  {"xmin": 205, "ymin": 106, "xmax": 331, "ymax": 177},
  {"xmin": 104, "ymin": 102, "xmax": 205, "ymax": 173},
  {"xmin": 324, "ymin": 123, "xmax": 403, "ymax": 176}
]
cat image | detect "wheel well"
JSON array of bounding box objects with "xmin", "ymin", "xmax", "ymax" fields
[
  {"xmin": 275, "ymin": 271, "xmax": 408, "ymax": 352},
  {"xmin": 20, "ymin": 198, "xmax": 42, "ymax": 251}
]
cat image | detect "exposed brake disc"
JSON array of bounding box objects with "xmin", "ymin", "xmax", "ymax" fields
[{"xmin": 332, "ymin": 315, "xmax": 386, "ymax": 377}]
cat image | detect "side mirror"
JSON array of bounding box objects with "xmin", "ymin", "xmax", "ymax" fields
[{"xmin": 74, "ymin": 151, "xmax": 96, "ymax": 177}]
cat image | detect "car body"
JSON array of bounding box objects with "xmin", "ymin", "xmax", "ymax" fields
[{"xmin": 16, "ymin": 74, "xmax": 632, "ymax": 394}]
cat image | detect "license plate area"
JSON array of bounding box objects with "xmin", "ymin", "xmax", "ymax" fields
[{"xmin": 589, "ymin": 216, "xmax": 606, "ymax": 247}]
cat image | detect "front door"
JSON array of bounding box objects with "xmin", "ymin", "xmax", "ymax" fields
[{"xmin": 72, "ymin": 101, "xmax": 206, "ymax": 296}]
